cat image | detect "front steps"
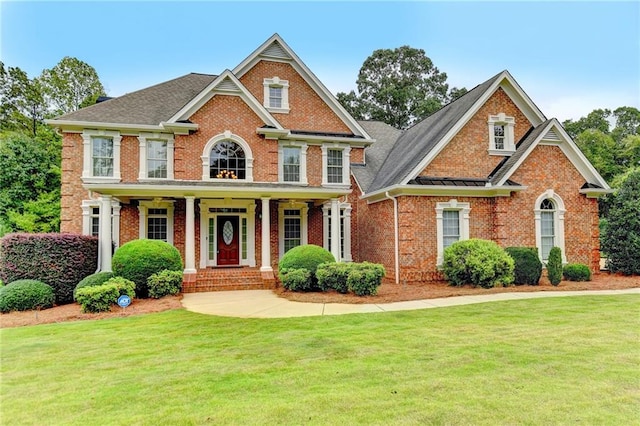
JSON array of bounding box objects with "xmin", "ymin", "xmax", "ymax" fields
[{"xmin": 182, "ymin": 267, "xmax": 276, "ymax": 293}]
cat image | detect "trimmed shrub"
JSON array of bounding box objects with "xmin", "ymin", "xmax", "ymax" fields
[
  {"xmin": 0, "ymin": 279, "xmax": 55, "ymax": 313},
  {"xmin": 147, "ymin": 270, "xmax": 183, "ymax": 298},
  {"xmin": 563, "ymin": 263, "xmax": 591, "ymax": 282},
  {"xmin": 280, "ymin": 268, "xmax": 312, "ymax": 291},
  {"xmin": 278, "ymin": 244, "xmax": 335, "ymax": 289},
  {"xmin": 443, "ymin": 239, "xmax": 514, "ymax": 288},
  {"xmin": 505, "ymin": 247, "xmax": 543, "ymax": 285},
  {"xmin": 547, "ymin": 247, "xmax": 563, "ymax": 286},
  {"xmin": 74, "ymin": 272, "xmax": 114, "ymax": 301},
  {"xmin": 347, "ymin": 262, "xmax": 386, "ymax": 296},
  {"xmin": 0, "ymin": 233, "xmax": 98, "ymax": 304},
  {"xmin": 112, "ymin": 239, "xmax": 183, "ymax": 298},
  {"xmin": 75, "ymin": 277, "xmax": 135, "ymax": 313},
  {"xmin": 316, "ymin": 262, "xmax": 352, "ymax": 293}
]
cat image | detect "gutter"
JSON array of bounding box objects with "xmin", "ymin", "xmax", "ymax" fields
[{"xmin": 385, "ymin": 191, "xmax": 400, "ymax": 285}]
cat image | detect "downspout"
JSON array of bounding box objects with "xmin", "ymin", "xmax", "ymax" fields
[{"xmin": 385, "ymin": 192, "xmax": 400, "ymax": 284}]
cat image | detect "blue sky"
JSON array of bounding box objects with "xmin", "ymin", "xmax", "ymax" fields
[{"xmin": 1, "ymin": 1, "xmax": 639, "ymax": 122}]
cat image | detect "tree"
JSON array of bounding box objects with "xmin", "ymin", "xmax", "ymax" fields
[
  {"xmin": 601, "ymin": 169, "xmax": 640, "ymax": 275},
  {"xmin": 40, "ymin": 56, "xmax": 105, "ymax": 115},
  {"xmin": 0, "ymin": 132, "xmax": 61, "ymax": 234},
  {"xmin": 563, "ymin": 109, "xmax": 611, "ymax": 139},
  {"xmin": 0, "ymin": 62, "xmax": 46, "ymax": 136},
  {"xmin": 574, "ymin": 129, "xmax": 620, "ymax": 183},
  {"xmin": 611, "ymin": 106, "xmax": 640, "ymax": 143},
  {"xmin": 337, "ymin": 46, "xmax": 463, "ymax": 129}
]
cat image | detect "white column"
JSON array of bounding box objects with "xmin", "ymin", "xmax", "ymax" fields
[
  {"xmin": 330, "ymin": 198, "xmax": 341, "ymax": 262},
  {"xmin": 343, "ymin": 205, "xmax": 352, "ymax": 262},
  {"xmin": 111, "ymin": 202, "xmax": 121, "ymax": 248},
  {"xmin": 261, "ymin": 197, "xmax": 272, "ymax": 272},
  {"xmin": 184, "ymin": 196, "xmax": 196, "ymax": 273},
  {"xmin": 99, "ymin": 195, "xmax": 113, "ymax": 272}
]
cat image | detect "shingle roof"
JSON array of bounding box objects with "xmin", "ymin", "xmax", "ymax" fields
[
  {"xmin": 366, "ymin": 71, "xmax": 505, "ymax": 193},
  {"xmin": 55, "ymin": 73, "xmax": 217, "ymax": 125},
  {"xmin": 352, "ymin": 120, "xmax": 403, "ymax": 192},
  {"xmin": 488, "ymin": 119, "xmax": 553, "ymax": 185}
]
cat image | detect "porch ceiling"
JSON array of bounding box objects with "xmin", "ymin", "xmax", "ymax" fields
[{"xmin": 83, "ymin": 181, "xmax": 351, "ymax": 201}]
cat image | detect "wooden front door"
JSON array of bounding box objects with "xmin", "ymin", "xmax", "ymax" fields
[{"xmin": 217, "ymin": 216, "xmax": 239, "ymax": 265}]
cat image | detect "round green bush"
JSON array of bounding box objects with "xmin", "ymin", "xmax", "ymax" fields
[
  {"xmin": 147, "ymin": 270, "xmax": 183, "ymax": 298},
  {"xmin": 74, "ymin": 272, "xmax": 115, "ymax": 300},
  {"xmin": 443, "ymin": 239, "xmax": 514, "ymax": 288},
  {"xmin": 280, "ymin": 268, "xmax": 312, "ymax": 291},
  {"xmin": 505, "ymin": 247, "xmax": 543, "ymax": 285},
  {"xmin": 563, "ymin": 263, "xmax": 591, "ymax": 282},
  {"xmin": 0, "ymin": 279, "xmax": 55, "ymax": 313},
  {"xmin": 112, "ymin": 239, "xmax": 183, "ymax": 298},
  {"xmin": 278, "ymin": 244, "xmax": 335, "ymax": 289}
]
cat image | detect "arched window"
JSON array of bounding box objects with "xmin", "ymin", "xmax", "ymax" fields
[
  {"xmin": 534, "ymin": 190, "xmax": 566, "ymax": 263},
  {"xmin": 201, "ymin": 132, "xmax": 254, "ymax": 181},
  {"xmin": 209, "ymin": 140, "xmax": 245, "ymax": 179}
]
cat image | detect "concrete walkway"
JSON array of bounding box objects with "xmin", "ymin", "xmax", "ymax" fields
[{"xmin": 182, "ymin": 288, "xmax": 640, "ymax": 318}]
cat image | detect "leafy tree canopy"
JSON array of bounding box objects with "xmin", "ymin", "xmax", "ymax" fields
[{"xmin": 337, "ymin": 46, "xmax": 465, "ymax": 129}]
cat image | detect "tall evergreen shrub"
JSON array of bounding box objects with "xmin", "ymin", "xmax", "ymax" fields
[{"xmin": 547, "ymin": 247, "xmax": 563, "ymax": 286}]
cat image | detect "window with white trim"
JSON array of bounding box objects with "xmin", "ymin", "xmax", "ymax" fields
[
  {"xmin": 283, "ymin": 147, "xmax": 300, "ymax": 182},
  {"xmin": 138, "ymin": 200, "xmax": 174, "ymax": 244},
  {"xmin": 436, "ymin": 200, "xmax": 471, "ymax": 266},
  {"xmin": 278, "ymin": 202, "xmax": 308, "ymax": 257},
  {"xmin": 201, "ymin": 132, "xmax": 254, "ymax": 182},
  {"xmin": 534, "ymin": 190, "xmax": 567, "ymax": 264},
  {"xmin": 321, "ymin": 145, "xmax": 351, "ymax": 186},
  {"xmin": 138, "ymin": 133, "xmax": 174, "ymax": 180},
  {"xmin": 81, "ymin": 200, "xmax": 121, "ymax": 247},
  {"xmin": 82, "ymin": 129, "xmax": 121, "ymax": 181},
  {"xmin": 322, "ymin": 202, "xmax": 352, "ymax": 262},
  {"xmin": 263, "ymin": 77, "xmax": 289, "ymax": 113},
  {"xmin": 488, "ymin": 113, "xmax": 515, "ymax": 155}
]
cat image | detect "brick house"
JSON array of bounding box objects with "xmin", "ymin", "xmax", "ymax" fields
[{"xmin": 47, "ymin": 34, "xmax": 611, "ymax": 290}]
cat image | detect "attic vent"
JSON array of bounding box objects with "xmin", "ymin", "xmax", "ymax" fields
[
  {"xmin": 262, "ymin": 41, "xmax": 291, "ymax": 60},
  {"xmin": 217, "ymin": 77, "xmax": 238, "ymax": 92},
  {"xmin": 543, "ymin": 129, "xmax": 561, "ymax": 141}
]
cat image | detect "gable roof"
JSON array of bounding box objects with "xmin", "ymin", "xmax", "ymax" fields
[
  {"xmin": 53, "ymin": 73, "xmax": 217, "ymax": 126},
  {"xmin": 365, "ymin": 70, "xmax": 547, "ymax": 193},
  {"xmin": 352, "ymin": 120, "xmax": 403, "ymax": 192},
  {"xmin": 233, "ymin": 33, "xmax": 373, "ymax": 140}
]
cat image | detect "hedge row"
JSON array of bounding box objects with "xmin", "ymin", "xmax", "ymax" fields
[
  {"xmin": 281, "ymin": 262, "xmax": 386, "ymax": 296},
  {"xmin": 0, "ymin": 233, "xmax": 98, "ymax": 304}
]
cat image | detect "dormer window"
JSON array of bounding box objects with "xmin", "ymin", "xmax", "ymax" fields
[
  {"xmin": 263, "ymin": 77, "xmax": 289, "ymax": 113},
  {"xmin": 488, "ymin": 113, "xmax": 515, "ymax": 155}
]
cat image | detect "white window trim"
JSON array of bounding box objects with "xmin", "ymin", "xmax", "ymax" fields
[
  {"xmin": 138, "ymin": 132, "xmax": 174, "ymax": 180},
  {"xmin": 138, "ymin": 200, "xmax": 175, "ymax": 244},
  {"xmin": 321, "ymin": 144, "xmax": 351, "ymax": 186},
  {"xmin": 81, "ymin": 129, "xmax": 121, "ymax": 183},
  {"xmin": 322, "ymin": 202, "xmax": 352, "ymax": 262},
  {"xmin": 81, "ymin": 199, "xmax": 121, "ymax": 248},
  {"xmin": 201, "ymin": 131, "xmax": 254, "ymax": 182},
  {"xmin": 263, "ymin": 77, "xmax": 290, "ymax": 113},
  {"xmin": 278, "ymin": 141, "xmax": 308, "ymax": 184},
  {"xmin": 198, "ymin": 198, "xmax": 256, "ymax": 268},
  {"xmin": 278, "ymin": 201, "xmax": 309, "ymax": 257},
  {"xmin": 436, "ymin": 199, "xmax": 471, "ymax": 266},
  {"xmin": 488, "ymin": 113, "xmax": 516, "ymax": 155},
  {"xmin": 534, "ymin": 189, "xmax": 567, "ymax": 264}
]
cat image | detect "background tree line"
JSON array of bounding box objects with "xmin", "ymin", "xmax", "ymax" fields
[{"xmin": 0, "ymin": 58, "xmax": 105, "ymax": 235}]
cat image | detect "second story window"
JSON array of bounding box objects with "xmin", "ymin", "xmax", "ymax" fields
[
  {"xmin": 147, "ymin": 140, "xmax": 167, "ymax": 178},
  {"xmin": 283, "ymin": 147, "xmax": 300, "ymax": 182},
  {"xmin": 488, "ymin": 113, "xmax": 515, "ymax": 155},
  {"xmin": 92, "ymin": 137, "xmax": 113, "ymax": 177},
  {"xmin": 210, "ymin": 140, "xmax": 246, "ymax": 180},
  {"xmin": 321, "ymin": 145, "xmax": 351, "ymax": 186},
  {"xmin": 263, "ymin": 77, "xmax": 289, "ymax": 113},
  {"xmin": 138, "ymin": 133, "xmax": 174, "ymax": 181},
  {"xmin": 327, "ymin": 149, "xmax": 343, "ymax": 183},
  {"xmin": 82, "ymin": 129, "xmax": 121, "ymax": 182}
]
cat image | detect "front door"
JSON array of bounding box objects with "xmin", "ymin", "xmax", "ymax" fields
[{"xmin": 217, "ymin": 216, "xmax": 240, "ymax": 265}]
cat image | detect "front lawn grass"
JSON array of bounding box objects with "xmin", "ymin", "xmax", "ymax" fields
[{"xmin": 1, "ymin": 295, "xmax": 639, "ymax": 425}]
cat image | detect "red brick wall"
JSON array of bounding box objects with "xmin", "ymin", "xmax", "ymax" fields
[
  {"xmin": 421, "ymin": 88, "xmax": 532, "ymax": 178},
  {"xmin": 239, "ymin": 60, "xmax": 352, "ymax": 134},
  {"xmin": 60, "ymin": 133, "xmax": 85, "ymax": 234},
  {"xmin": 120, "ymin": 136, "xmax": 139, "ymax": 183}
]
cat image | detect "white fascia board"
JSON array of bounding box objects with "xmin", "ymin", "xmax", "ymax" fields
[
  {"xmin": 363, "ymin": 184, "xmax": 526, "ymax": 204},
  {"xmin": 232, "ymin": 34, "xmax": 372, "ymax": 139},
  {"xmin": 499, "ymin": 71, "xmax": 547, "ymax": 126},
  {"xmin": 282, "ymin": 132, "xmax": 375, "ymax": 146},
  {"xmin": 46, "ymin": 119, "xmax": 165, "ymax": 134},
  {"xmin": 399, "ymin": 71, "xmax": 548, "ymax": 186},
  {"xmin": 579, "ymin": 188, "xmax": 614, "ymax": 198},
  {"xmin": 166, "ymin": 70, "xmax": 283, "ymax": 129}
]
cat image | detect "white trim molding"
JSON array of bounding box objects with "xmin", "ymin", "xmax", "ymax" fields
[
  {"xmin": 263, "ymin": 77, "xmax": 290, "ymax": 113},
  {"xmin": 81, "ymin": 129, "xmax": 121, "ymax": 183},
  {"xmin": 138, "ymin": 132, "xmax": 175, "ymax": 180},
  {"xmin": 435, "ymin": 199, "xmax": 471, "ymax": 266},
  {"xmin": 534, "ymin": 189, "xmax": 567, "ymax": 264},
  {"xmin": 488, "ymin": 113, "xmax": 516, "ymax": 155},
  {"xmin": 201, "ymin": 131, "xmax": 254, "ymax": 182},
  {"xmin": 278, "ymin": 141, "xmax": 308, "ymax": 184},
  {"xmin": 81, "ymin": 199, "xmax": 120, "ymax": 248},
  {"xmin": 138, "ymin": 199, "xmax": 175, "ymax": 244},
  {"xmin": 278, "ymin": 201, "xmax": 309, "ymax": 257},
  {"xmin": 322, "ymin": 201, "xmax": 352, "ymax": 262}
]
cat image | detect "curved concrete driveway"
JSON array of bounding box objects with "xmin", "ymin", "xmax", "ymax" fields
[{"xmin": 182, "ymin": 288, "xmax": 640, "ymax": 318}]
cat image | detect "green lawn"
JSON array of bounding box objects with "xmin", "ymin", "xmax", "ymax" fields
[{"xmin": 1, "ymin": 295, "xmax": 639, "ymax": 425}]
